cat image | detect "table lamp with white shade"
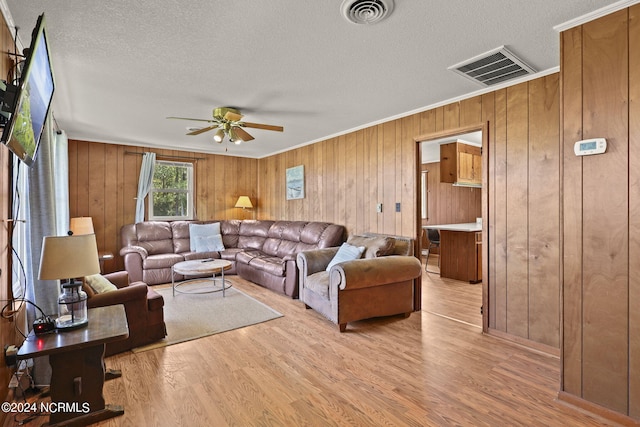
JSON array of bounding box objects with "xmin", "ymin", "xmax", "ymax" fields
[{"xmin": 38, "ymin": 233, "xmax": 101, "ymax": 330}]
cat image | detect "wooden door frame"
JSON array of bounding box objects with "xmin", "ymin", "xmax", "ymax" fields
[{"xmin": 414, "ymin": 122, "xmax": 489, "ymax": 332}]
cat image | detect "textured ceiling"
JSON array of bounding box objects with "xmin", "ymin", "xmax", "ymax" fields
[{"xmin": 1, "ymin": 0, "xmax": 625, "ymax": 158}]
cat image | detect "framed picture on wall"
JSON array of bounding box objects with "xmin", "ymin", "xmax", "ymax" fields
[{"xmin": 286, "ymin": 165, "xmax": 304, "ymax": 200}]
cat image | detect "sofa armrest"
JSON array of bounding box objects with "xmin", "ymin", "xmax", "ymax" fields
[
  {"xmin": 87, "ymin": 283, "xmax": 149, "ymax": 308},
  {"xmin": 297, "ymin": 247, "xmax": 340, "ymax": 277},
  {"xmin": 103, "ymin": 271, "xmax": 130, "ymax": 289},
  {"xmin": 330, "ymin": 256, "xmax": 422, "ymax": 291},
  {"xmin": 120, "ymin": 246, "xmax": 148, "ymax": 283},
  {"xmin": 120, "ymin": 245, "xmax": 148, "ymax": 259},
  {"xmin": 282, "ymin": 254, "xmax": 297, "ymax": 262}
]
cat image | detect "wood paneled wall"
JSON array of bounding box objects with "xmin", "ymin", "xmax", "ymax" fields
[
  {"xmin": 68, "ymin": 140, "xmax": 258, "ymax": 273},
  {"xmin": 257, "ymin": 121, "xmax": 417, "ymax": 237},
  {"xmin": 561, "ymin": 5, "xmax": 640, "ymax": 420},
  {"xmin": 491, "ymin": 76, "xmax": 561, "ymax": 349},
  {"xmin": 420, "ymin": 161, "xmax": 482, "ymax": 227},
  {"xmin": 257, "ymin": 75, "xmax": 561, "ymax": 351}
]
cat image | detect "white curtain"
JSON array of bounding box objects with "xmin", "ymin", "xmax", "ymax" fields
[
  {"xmin": 51, "ymin": 131, "xmax": 69, "ymax": 234},
  {"xmin": 135, "ymin": 152, "xmax": 156, "ymax": 223},
  {"xmin": 15, "ymin": 121, "xmax": 69, "ymax": 386}
]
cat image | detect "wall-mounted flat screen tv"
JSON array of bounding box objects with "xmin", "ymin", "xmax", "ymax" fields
[{"xmin": 1, "ymin": 13, "xmax": 55, "ymax": 167}]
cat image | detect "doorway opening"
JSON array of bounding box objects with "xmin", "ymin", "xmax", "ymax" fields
[{"xmin": 416, "ymin": 125, "xmax": 487, "ymax": 330}]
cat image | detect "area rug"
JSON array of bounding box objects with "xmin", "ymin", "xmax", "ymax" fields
[{"xmin": 132, "ymin": 281, "xmax": 283, "ymax": 352}]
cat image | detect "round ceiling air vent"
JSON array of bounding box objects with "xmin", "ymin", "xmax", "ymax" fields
[{"xmin": 341, "ymin": 0, "xmax": 395, "ymax": 25}]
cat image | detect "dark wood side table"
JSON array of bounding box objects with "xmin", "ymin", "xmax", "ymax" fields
[
  {"xmin": 17, "ymin": 305, "xmax": 129, "ymax": 426},
  {"xmin": 98, "ymin": 251, "xmax": 114, "ymax": 273}
]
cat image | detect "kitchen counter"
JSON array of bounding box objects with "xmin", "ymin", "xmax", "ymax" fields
[
  {"xmin": 423, "ymin": 222, "xmax": 482, "ymax": 283},
  {"xmin": 424, "ymin": 222, "xmax": 481, "ymax": 232}
]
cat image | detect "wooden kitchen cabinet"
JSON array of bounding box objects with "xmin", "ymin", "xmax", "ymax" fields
[
  {"xmin": 440, "ymin": 141, "xmax": 482, "ymax": 186},
  {"xmin": 439, "ymin": 230, "xmax": 482, "ymax": 283},
  {"xmin": 428, "ymin": 223, "xmax": 482, "ymax": 284}
]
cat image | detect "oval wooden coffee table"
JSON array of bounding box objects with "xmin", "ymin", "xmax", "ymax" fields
[{"xmin": 171, "ymin": 259, "xmax": 232, "ymax": 297}]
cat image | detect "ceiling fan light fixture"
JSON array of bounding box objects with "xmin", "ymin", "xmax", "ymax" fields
[
  {"xmin": 213, "ymin": 128, "xmax": 225, "ymax": 143},
  {"xmin": 228, "ymin": 128, "xmax": 243, "ymax": 144},
  {"xmin": 169, "ymin": 106, "xmax": 282, "ymax": 148}
]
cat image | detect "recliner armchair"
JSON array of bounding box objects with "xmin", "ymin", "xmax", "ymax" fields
[
  {"xmin": 297, "ymin": 234, "xmax": 422, "ymax": 331},
  {"xmin": 83, "ymin": 271, "xmax": 167, "ymax": 355}
]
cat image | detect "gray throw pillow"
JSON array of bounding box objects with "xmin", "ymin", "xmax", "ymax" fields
[
  {"xmin": 189, "ymin": 222, "xmax": 221, "ymax": 252},
  {"xmin": 326, "ymin": 242, "xmax": 365, "ymax": 272},
  {"xmin": 194, "ymin": 234, "xmax": 225, "ymax": 252}
]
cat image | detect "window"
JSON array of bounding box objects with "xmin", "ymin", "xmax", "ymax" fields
[{"xmin": 148, "ymin": 160, "xmax": 194, "ymax": 220}]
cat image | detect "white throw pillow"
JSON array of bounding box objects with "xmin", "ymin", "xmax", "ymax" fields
[
  {"xmin": 189, "ymin": 222, "xmax": 221, "ymax": 252},
  {"xmin": 326, "ymin": 242, "xmax": 365, "ymax": 272},
  {"xmin": 194, "ymin": 234, "xmax": 225, "ymax": 252},
  {"xmin": 84, "ymin": 274, "xmax": 117, "ymax": 294}
]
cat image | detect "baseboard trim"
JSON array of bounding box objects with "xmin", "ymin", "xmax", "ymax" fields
[
  {"xmin": 557, "ymin": 391, "xmax": 640, "ymax": 426},
  {"xmin": 485, "ymin": 328, "xmax": 560, "ymax": 357}
]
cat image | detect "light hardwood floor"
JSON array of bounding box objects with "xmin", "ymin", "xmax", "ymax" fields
[{"xmin": 5, "ymin": 258, "xmax": 619, "ymax": 426}]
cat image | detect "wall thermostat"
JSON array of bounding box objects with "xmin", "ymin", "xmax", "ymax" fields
[{"xmin": 574, "ymin": 138, "xmax": 607, "ymax": 156}]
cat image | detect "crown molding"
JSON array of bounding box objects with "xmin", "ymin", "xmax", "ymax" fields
[
  {"xmin": 554, "ymin": 0, "xmax": 640, "ymax": 32},
  {"xmin": 274, "ymin": 67, "xmax": 559, "ymax": 159}
]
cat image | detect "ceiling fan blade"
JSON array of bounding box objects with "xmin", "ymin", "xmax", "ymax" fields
[
  {"xmin": 167, "ymin": 116, "xmax": 216, "ymax": 123},
  {"xmin": 224, "ymin": 111, "xmax": 243, "ymax": 122},
  {"xmin": 187, "ymin": 124, "xmax": 218, "ymax": 135},
  {"xmin": 242, "ymin": 122, "xmax": 284, "ymax": 132},
  {"xmin": 233, "ymin": 126, "xmax": 255, "ymax": 142}
]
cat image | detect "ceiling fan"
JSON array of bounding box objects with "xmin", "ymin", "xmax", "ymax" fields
[{"xmin": 168, "ymin": 107, "xmax": 284, "ymax": 144}]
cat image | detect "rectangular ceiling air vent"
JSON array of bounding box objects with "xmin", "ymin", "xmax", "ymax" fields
[{"xmin": 448, "ymin": 46, "xmax": 536, "ymax": 87}]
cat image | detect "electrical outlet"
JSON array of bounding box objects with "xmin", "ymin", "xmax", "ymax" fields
[
  {"xmin": 4, "ymin": 345, "xmax": 18, "ymax": 367},
  {"xmin": 395, "ymin": 202, "xmax": 401, "ymax": 212},
  {"xmin": 376, "ymin": 203, "xmax": 383, "ymax": 213}
]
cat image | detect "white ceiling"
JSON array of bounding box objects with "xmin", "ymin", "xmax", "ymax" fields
[{"xmin": 2, "ymin": 0, "xmax": 627, "ymax": 159}]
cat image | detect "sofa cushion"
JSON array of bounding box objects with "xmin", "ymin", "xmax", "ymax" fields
[
  {"xmin": 278, "ymin": 221, "xmax": 306, "ymax": 241},
  {"xmin": 136, "ymin": 221, "xmax": 174, "ymax": 255},
  {"xmin": 236, "ymin": 250, "xmax": 286, "ymax": 276},
  {"xmin": 238, "ymin": 220, "xmax": 273, "ymax": 250},
  {"xmin": 143, "ymin": 253, "xmax": 185, "ymax": 269},
  {"xmin": 220, "ymin": 220, "xmax": 241, "ymax": 248},
  {"xmin": 236, "ymin": 249, "xmax": 261, "ymax": 265},
  {"xmin": 219, "ymin": 248, "xmax": 243, "ymax": 261},
  {"xmin": 326, "ymin": 242, "xmax": 365, "ymax": 271},
  {"xmin": 249, "ymin": 256, "xmax": 286, "ymax": 276},
  {"xmin": 171, "ymin": 221, "xmax": 193, "ymax": 253},
  {"xmin": 305, "ymin": 271, "xmax": 330, "ymax": 299},
  {"xmin": 189, "ymin": 222, "xmax": 221, "ymax": 251},
  {"xmin": 346, "ymin": 235, "xmax": 395, "ymax": 259},
  {"xmin": 85, "ymin": 274, "xmax": 117, "ymax": 294}
]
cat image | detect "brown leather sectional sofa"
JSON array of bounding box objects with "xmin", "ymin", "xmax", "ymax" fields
[{"xmin": 120, "ymin": 219, "xmax": 345, "ymax": 298}]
